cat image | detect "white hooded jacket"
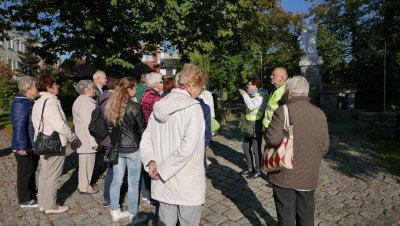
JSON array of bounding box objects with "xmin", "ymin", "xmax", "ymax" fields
[{"xmin": 140, "ymin": 88, "xmax": 206, "ymax": 206}]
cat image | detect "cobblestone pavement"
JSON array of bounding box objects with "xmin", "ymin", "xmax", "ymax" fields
[{"xmin": 0, "ymin": 122, "xmax": 399, "ymax": 226}]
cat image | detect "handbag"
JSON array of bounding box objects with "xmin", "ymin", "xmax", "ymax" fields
[
  {"xmin": 261, "ymin": 105, "xmax": 294, "ymax": 173},
  {"xmin": 241, "ymin": 119, "xmax": 255, "ymax": 137},
  {"xmin": 34, "ymin": 99, "xmax": 62, "ymax": 155},
  {"xmin": 104, "ymin": 126, "xmax": 121, "ymax": 165}
]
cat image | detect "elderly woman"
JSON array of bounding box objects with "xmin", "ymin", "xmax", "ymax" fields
[
  {"xmin": 265, "ymin": 76, "xmax": 329, "ymax": 226},
  {"xmin": 72, "ymin": 80, "xmax": 98, "ymax": 194},
  {"xmin": 238, "ymin": 76, "xmax": 266, "ymax": 179},
  {"xmin": 11, "ymin": 76, "xmax": 39, "ymax": 208},
  {"xmin": 141, "ymin": 72, "xmax": 163, "ymax": 124},
  {"xmin": 140, "ymin": 64, "xmax": 207, "ymax": 225},
  {"xmin": 32, "ymin": 75, "xmax": 76, "ymax": 214}
]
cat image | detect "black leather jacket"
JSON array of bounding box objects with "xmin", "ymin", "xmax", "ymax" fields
[{"xmin": 108, "ymin": 101, "xmax": 146, "ymax": 152}]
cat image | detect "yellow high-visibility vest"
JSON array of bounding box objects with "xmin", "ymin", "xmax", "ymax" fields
[
  {"xmin": 239, "ymin": 93, "xmax": 266, "ymax": 127},
  {"xmin": 262, "ymin": 85, "xmax": 286, "ymax": 129}
]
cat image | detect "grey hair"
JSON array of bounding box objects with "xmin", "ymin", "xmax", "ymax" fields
[
  {"xmin": 93, "ymin": 70, "xmax": 106, "ymax": 80},
  {"xmin": 75, "ymin": 80, "xmax": 94, "ymax": 95},
  {"xmin": 18, "ymin": 76, "xmax": 36, "ymax": 94},
  {"xmin": 285, "ymin": 76, "xmax": 309, "ymax": 96},
  {"xmin": 174, "ymin": 72, "xmax": 180, "ymax": 87},
  {"xmin": 145, "ymin": 72, "xmax": 162, "ymax": 88}
]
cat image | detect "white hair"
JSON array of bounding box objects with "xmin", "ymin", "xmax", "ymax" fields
[
  {"xmin": 18, "ymin": 76, "xmax": 36, "ymax": 93},
  {"xmin": 93, "ymin": 70, "xmax": 106, "ymax": 80},
  {"xmin": 75, "ymin": 80, "xmax": 94, "ymax": 95},
  {"xmin": 145, "ymin": 72, "xmax": 162, "ymax": 88},
  {"xmin": 286, "ymin": 76, "xmax": 309, "ymax": 95}
]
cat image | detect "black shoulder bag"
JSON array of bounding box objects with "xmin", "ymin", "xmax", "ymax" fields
[
  {"xmin": 34, "ymin": 99, "xmax": 62, "ymax": 155},
  {"xmin": 104, "ymin": 126, "xmax": 121, "ymax": 165}
]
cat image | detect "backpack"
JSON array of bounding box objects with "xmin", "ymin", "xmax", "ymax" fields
[{"xmin": 88, "ymin": 107, "xmax": 108, "ymax": 142}]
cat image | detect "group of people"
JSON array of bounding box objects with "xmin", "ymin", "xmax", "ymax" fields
[
  {"xmin": 11, "ymin": 62, "xmax": 329, "ymax": 225},
  {"xmin": 239, "ymin": 67, "xmax": 329, "ymax": 225},
  {"xmin": 11, "ymin": 63, "xmax": 216, "ymax": 225}
]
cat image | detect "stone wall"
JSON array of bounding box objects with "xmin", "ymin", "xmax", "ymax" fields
[{"xmin": 356, "ymin": 112, "xmax": 400, "ymax": 138}]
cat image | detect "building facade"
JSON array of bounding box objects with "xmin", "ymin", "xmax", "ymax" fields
[{"xmin": 0, "ymin": 31, "xmax": 29, "ymax": 71}]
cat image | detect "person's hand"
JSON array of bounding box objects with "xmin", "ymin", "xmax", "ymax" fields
[
  {"xmin": 16, "ymin": 150, "xmax": 27, "ymax": 155},
  {"xmin": 69, "ymin": 134, "xmax": 77, "ymax": 143},
  {"xmin": 239, "ymin": 89, "xmax": 246, "ymax": 95},
  {"xmin": 148, "ymin": 161, "xmax": 160, "ymax": 180}
]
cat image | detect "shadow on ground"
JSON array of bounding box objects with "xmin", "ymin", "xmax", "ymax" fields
[
  {"xmin": 216, "ymin": 121, "xmax": 242, "ymax": 142},
  {"xmin": 0, "ymin": 147, "xmax": 12, "ymax": 157},
  {"xmin": 207, "ymin": 157, "xmax": 276, "ymax": 226},
  {"xmin": 323, "ymin": 122, "xmax": 388, "ymax": 181}
]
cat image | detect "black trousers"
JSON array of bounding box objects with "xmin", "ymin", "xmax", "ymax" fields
[
  {"xmin": 242, "ymin": 135, "xmax": 262, "ymax": 173},
  {"xmin": 14, "ymin": 152, "xmax": 39, "ymax": 203},
  {"xmin": 272, "ymin": 184, "xmax": 315, "ymax": 226}
]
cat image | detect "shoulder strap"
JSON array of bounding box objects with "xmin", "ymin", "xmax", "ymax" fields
[
  {"xmin": 283, "ymin": 105, "xmax": 290, "ymax": 130},
  {"xmin": 38, "ymin": 99, "xmax": 49, "ymax": 133}
]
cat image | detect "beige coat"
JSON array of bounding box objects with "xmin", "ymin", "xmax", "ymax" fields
[
  {"xmin": 72, "ymin": 95, "xmax": 97, "ymax": 153},
  {"xmin": 140, "ymin": 89, "xmax": 206, "ymax": 206},
  {"xmin": 32, "ymin": 92, "xmax": 76, "ymax": 146}
]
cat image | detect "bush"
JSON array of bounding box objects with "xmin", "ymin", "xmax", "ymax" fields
[
  {"xmin": 0, "ymin": 78, "xmax": 19, "ymax": 112},
  {"xmin": 56, "ymin": 76, "xmax": 78, "ymax": 117}
]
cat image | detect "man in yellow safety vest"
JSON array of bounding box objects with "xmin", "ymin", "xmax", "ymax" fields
[{"xmin": 262, "ymin": 67, "xmax": 288, "ymax": 130}]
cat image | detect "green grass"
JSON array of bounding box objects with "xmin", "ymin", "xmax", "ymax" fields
[
  {"xmin": 369, "ymin": 135, "xmax": 400, "ymax": 176},
  {"xmin": 0, "ymin": 110, "xmax": 12, "ymax": 132}
]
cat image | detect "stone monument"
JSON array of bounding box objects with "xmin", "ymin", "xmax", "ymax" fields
[{"xmin": 299, "ymin": 20, "xmax": 323, "ymax": 105}]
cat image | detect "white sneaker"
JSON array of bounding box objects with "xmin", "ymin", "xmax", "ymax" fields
[
  {"xmin": 110, "ymin": 208, "xmax": 130, "ymax": 222},
  {"xmin": 44, "ymin": 206, "xmax": 69, "ymax": 214}
]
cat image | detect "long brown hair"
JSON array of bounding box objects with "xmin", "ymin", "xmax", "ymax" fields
[{"xmin": 105, "ymin": 77, "xmax": 137, "ymax": 125}]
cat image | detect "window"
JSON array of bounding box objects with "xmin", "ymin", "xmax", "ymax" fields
[
  {"xmin": 8, "ymin": 58, "xmax": 14, "ymax": 70},
  {"xmin": 17, "ymin": 39, "xmax": 22, "ymax": 52},
  {"xmin": 15, "ymin": 61, "xmax": 20, "ymax": 69},
  {"xmin": 0, "ymin": 56, "xmax": 3, "ymax": 62},
  {"xmin": 0, "ymin": 40, "xmax": 3, "ymax": 47},
  {"xmin": 8, "ymin": 39, "xmax": 14, "ymax": 50}
]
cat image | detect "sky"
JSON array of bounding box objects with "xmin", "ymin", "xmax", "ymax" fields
[{"xmin": 280, "ymin": 0, "xmax": 313, "ymax": 14}]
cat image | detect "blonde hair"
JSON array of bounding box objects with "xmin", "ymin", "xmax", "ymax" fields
[
  {"xmin": 178, "ymin": 64, "xmax": 208, "ymax": 88},
  {"xmin": 105, "ymin": 77, "xmax": 137, "ymax": 125}
]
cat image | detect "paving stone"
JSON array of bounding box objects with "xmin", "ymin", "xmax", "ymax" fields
[{"xmin": 1, "ymin": 122, "xmax": 400, "ymax": 225}]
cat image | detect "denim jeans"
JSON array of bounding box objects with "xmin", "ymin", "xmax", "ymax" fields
[
  {"xmin": 103, "ymin": 164, "xmax": 113, "ymax": 204},
  {"xmin": 110, "ymin": 151, "xmax": 141, "ymax": 215}
]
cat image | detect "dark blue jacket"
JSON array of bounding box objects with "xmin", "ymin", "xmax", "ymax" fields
[
  {"xmin": 197, "ymin": 98, "xmax": 211, "ymax": 148},
  {"xmin": 11, "ymin": 93, "xmax": 35, "ymax": 151}
]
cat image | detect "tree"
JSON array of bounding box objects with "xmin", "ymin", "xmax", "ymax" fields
[
  {"xmin": 1, "ymin": 0, "xmax": 275, "ymax": 74},
  {"xmin": 17, "ymin": 38, "xmax": 40, "ymax": 76},
  {"xmin": 308, "ymin": 0, "xmax": 400, "ymax": 111}
]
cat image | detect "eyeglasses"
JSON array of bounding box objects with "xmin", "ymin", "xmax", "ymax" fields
[{"xmin": 159, "ymin": 81, "xmax": 163, "ymax": 84}]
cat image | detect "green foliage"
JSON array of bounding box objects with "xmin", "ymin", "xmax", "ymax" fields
[
  {"xmin": 56, "ymin": 76, "xmax": 78, "ymax": 116},
  {"xmin": 17, "ymin": 39, "xmax": 41, "ymax": 77},
  {"xmin": 0, "ymin": 77, "xmax": 18, "ymax": 112},
  {"xmin": 309, "ymin": 0, "xmax": 400, "ymax": 111}
]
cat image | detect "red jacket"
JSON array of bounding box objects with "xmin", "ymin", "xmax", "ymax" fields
[{"xmin": 140, "ymin": 87, "xmax": 162, "ymax": 124}]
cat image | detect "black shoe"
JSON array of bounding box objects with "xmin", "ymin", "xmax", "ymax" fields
[
  {"xmin": 240, "ymin": 170, "xmax": 252, "ymax": 176},
  {"xmin": 129, "ymin": 213, "xmax": 148, "ymax": 224},
  {"xmin": 246, "ymin": 172, "xmax": 261, "ymax": 179}
]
